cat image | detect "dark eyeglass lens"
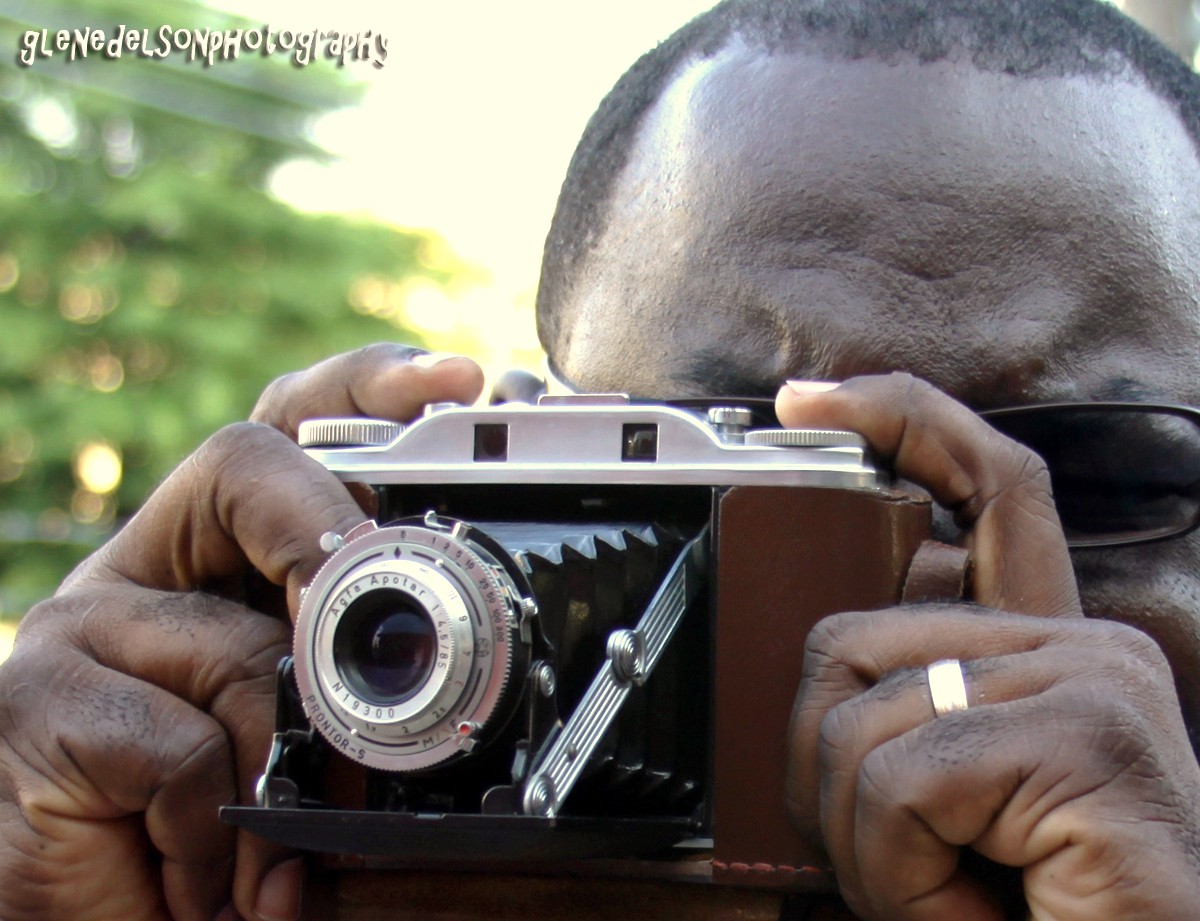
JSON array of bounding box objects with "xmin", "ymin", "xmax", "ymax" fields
[{"xmin": 985, "ymin": 409, "xmax": 1200, "ymax": 545}]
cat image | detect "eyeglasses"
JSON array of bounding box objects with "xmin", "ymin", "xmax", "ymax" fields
[
  {"xmin": 979, "ymin": 402, "xmax": 1200, "ymax": 549},
  {"xmin": 564, "ymin": 377, "xmax": 1200, "ymax": 549}
]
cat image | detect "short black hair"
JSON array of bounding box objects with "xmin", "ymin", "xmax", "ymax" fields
[{"xmin": 536, "ymin": 0, "xmax": 1200, "ymax": 356}]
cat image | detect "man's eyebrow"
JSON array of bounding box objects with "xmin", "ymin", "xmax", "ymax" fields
[
  {"xmin": 1091, "ymin": 377, "xmax": 1171, "ymax": 402},
  {"xmin": 676, "ymin": 349, "xmax": 780, "ymax": 397}
]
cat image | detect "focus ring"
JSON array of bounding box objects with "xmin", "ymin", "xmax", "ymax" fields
[{"xmin": 293, "ymin": 520, "xmax": 524, "ymax": 772}]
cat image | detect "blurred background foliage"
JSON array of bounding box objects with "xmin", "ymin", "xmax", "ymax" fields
[{"xmin": 0, "ymin": 0, "xmax": 478, "ymax": 618}]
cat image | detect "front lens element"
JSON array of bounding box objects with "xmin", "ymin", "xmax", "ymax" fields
[{"xmin": 333, "ymin": 589, "xmax": 436, "ymax": 705}]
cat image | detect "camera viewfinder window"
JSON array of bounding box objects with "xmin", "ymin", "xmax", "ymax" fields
[
  {"xmin": 473, "ymin": 423, "xmax": 509, "ymax": 462},
  {"xmin": 622, "ymin": 423, "xmax": 658, "ymax": 462}
]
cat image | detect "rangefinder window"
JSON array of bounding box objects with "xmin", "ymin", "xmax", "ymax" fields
[
  {"xmin": 622, "ymin": 423, "xmax": 658, "ymax": 461},
  {"xmin": 473, "ymin": 423, "xmax": 509, "ymax": 462}
]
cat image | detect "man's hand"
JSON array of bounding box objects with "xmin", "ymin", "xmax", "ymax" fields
[
  {"xmin": 0, "ymin": 344, "xmax": 483, "ymax": 921},
  {"xmin": 779, "ymin": 374, "xmax": 1200, "ymax": 920}
]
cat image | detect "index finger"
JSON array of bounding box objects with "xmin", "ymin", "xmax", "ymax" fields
[
  {"xmin": 776, "ymin": 373, "xmax": 1080, "ymax": 617},
  {"xmin": 69, "ymin": 421, "xmax": 365, "ymax": 615},
  {"xmin": 251, "ymin": 343, "xmax": 485, "ymax": 440}
]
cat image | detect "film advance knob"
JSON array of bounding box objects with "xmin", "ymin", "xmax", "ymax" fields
[
  {"xmin": 297, "ymin": 418, "xmax": 405, "ymax": 448},
  {"xmin": 743, "ymin": 428, "xmax": 868, "ymax": 448}
]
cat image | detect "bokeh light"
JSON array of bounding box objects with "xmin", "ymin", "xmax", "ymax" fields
[{"xmin": 73, "ymin": 441, "xmax": 123, "ymax": 496}]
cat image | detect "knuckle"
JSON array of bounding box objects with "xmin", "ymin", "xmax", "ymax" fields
[
  {"xmin": 167, "ymin": 717, "xmax": 234, "ymax": 783},
  {"xmin": 197, "ymin": 423, "xmax": 301, "ymax": 497},
  {"xmin": 1008, "ymin": 445, "xmax": 1053, "ymax": 495},
  {"xmin": 961, "ymin": 437, "xmax": 1056, "ymax": 524},
  {"xmin": 233, "ymin": 614, "xmax": 291, "ymax": 666},
  {"xmin": 857, "ymin": 739, "xmax": 911, "ymax": 812},
  {"xmin": 1057, "ymin": 685, "xmax": 1160, "ymax": 770},
  {"xmin": 0, "ymin": 634, "xmax": 78, "ymax": 720},
  {"xmin": 803, "ymin": 611, "xmax": 874, "ymax": 679},
  {"xmin": 874, "ymin": 370, "xmax": 936, "ymax": 410},
  {"xmin": 1037, "ymin": 656, "xmax": 1178, "ymax": 777},
  {"xmin": 12, "ymin": 591, "xmax": 117, "ymax": 647},
  {"xmin": 144, "ymin": 695, "xmax": 237, "ymax": 790},
  {"xmin": 359, "ymin": 341, "xmax": 410, "ymax": 361},
  {"xmin": 8, "ymin": 597, "xmax": 71, "ymax": 641},
  {"xmin": 805, "ymin": 612, "xmax": 855, "ymax": 661},
  {"xmin": 253, "ymin": 369, "xmax": 299, "ymax": 415},
  {"xmin": 804, "ymin": 616, "xmax": 839, "ymax": 658},
  {"xmin": 211, "ymin": 672, "xmax": 278, "ymax": 748},
  {"xmin": 1106, "ymin": 620, "xmax": 1170, "ymax": 670},
  {"xmin": 816, "ymin": 699, "xmax": 862, "ymax": 765},
  {"xmin": 1088, "ymin": 620, "xmax": 1175, "ymax": 697},
  {"xmin": 160, "ymin": 598, "xmax": 290, "ymax": 701},
  {"xmin": 890, "ymin": 370, "xmax": 930, "ymax": 397},
  {"xmin": 348, "ymin": 341, "xmax": 423, "ymax": 372},
  {"xmin": 847, "ymin": 370, "xmax": 931, "ymax": 408},
  {"xmin": 1061, "ymin": 618, "xmax": 1173, "ymax": 681},
  {"xmin": 803, "ymin": 617, "xmax": 847, "ymax": 677},
  {"xmin": 213, "ymin": 620, "xmax": 289, "ymax": 691},
  {"xmin": 998, "ymin": 448, "xmax": 1058, "ymax": 522},
  {"xmin": 202, "ymin": 420, "xmax": 288, "ymax": 463},
  {"xmin": 264, "ymin": 533, "xmax": 318, "ymax": 581}
]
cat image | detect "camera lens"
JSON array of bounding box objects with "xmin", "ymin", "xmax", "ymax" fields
[
  {"xmin": 333, "ymin": 589, "xmax": 437, "ymax": 705},
  {"xmin": 296, "ymin": 518, "xmax": 530, "ymax": 770}
]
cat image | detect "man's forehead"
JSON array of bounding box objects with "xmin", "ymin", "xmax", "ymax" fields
[
  {"xmin": 668, "ymin": 46, "xmax": 1198, "ymax": 246},
  {"xmin": 561, "ymin": 43, "xmax": 1200, "ymax": 404},
  {"xmin": 661, "ymin": 41, "xmax": 1196, "ymax": 173}
]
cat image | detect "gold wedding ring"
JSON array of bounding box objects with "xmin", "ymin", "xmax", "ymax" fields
[{"xmin": 926, "ymin": 658, "xmax": 969, "ymax": 717}]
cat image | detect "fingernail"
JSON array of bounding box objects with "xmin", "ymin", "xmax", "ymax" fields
[
  {"xmin": 254, "ymin": 858, "xmax": 303, "ymax": 921},
  {"xmin": 410, "ymin": 352, "xmax": 468, "ymax": 369},
  {"xmin": 785, "ymin": 380, "xmax": 840, "ymax": 394},
  {"xmin": 214, "ymin": 905, "xmax": 242, "ymax": 921}
]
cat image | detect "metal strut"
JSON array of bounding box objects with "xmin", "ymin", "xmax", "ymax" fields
[{"xmin": 521, "ymin": 527, "xmax": 709, "ymax": 817}]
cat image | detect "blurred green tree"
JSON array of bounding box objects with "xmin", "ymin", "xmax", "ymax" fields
[{"xmin": 0, "ymin": 0, "xmax": 471, "ymax": 617}]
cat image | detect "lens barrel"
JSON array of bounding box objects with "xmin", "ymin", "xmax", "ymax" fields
[{"xmin": 293, "ymin": 517, "xmax": 529, "ymax": 772}]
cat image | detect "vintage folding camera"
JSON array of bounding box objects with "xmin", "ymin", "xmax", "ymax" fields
[{"xmin": 224, "ymin": 395, "xmax": 933, "ymax": 889}]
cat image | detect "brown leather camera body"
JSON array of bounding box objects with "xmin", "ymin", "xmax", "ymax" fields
[{"xmin": 711, "ymin": 483, "xmax": 931, "ymax": 888}]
